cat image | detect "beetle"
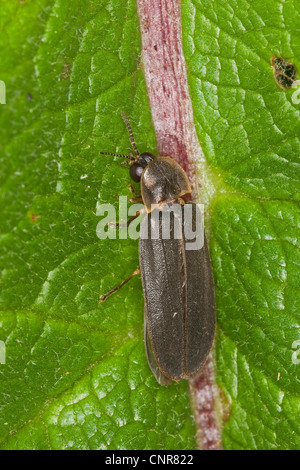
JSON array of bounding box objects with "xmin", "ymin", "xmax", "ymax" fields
[{"xmin": 100, "ymin": 113, "xmax": 215, "ymax": 385}]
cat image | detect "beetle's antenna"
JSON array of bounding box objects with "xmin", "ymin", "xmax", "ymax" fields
[
  {"xmin": 99, "ymin": 151, "xmax": 132, "ymax": 160},
  {"xmin": 121, "ymin": 112, "xmax": 139, "ymax": 156}
]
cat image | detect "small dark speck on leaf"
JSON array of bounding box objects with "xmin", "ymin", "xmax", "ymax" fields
[
  {"xmin": 271, "ymin": 56, "xmax": 297, "ymax": 89},
  {"xmin": 28, "ymin": 211, "xmax": 38, "ymax": 223},
  {"xmin": 61, "ymin": 62, "xmax": 72, "ymax": 80},
  {"xmin": 27, "ymin": 93, "xmax": 33, "ymax": 101}
]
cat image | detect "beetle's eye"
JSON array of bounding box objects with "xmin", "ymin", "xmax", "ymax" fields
[{"xmin": 130, "ymin": 162, "xmax": 144, "ymax": 182}]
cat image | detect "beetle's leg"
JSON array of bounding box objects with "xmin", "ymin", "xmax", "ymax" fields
[
  {"xmin": 128, "ymin": 183, "xmax": 143, "ymax": 203},
  {"xmin": 107, "ymin": 210, "xmax": 142, "ymax": 228},
  {"xmin": 128, "ymin": 183, "xmax": 141, "ymax": 197},
  {"xmin": 177, "ymin": 197, "xmax": 185, "ymax": 206},
  {"xmin": 130, "ymin": 196, "xmax": 143, "ymax": 203},
  {"xmin": 111, "ymin": 192, "xmax": 143, "ymax": 204},
  {"xmin": 100, "ymin": 268, "xmax": 141, "ymax": 303}
]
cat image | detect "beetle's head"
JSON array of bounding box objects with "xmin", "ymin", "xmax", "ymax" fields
[
  {"xmin": 130, "ymin": 152, "xmax": 155, "ymax": 182},
  {"xmin": 100, "ymin": 114, "xmax": 156, "ymax": 183}
]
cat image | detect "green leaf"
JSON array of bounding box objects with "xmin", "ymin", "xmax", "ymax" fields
[
  {"xmin": 0, "ymin": 0, "xmax": 299, "ymax": 451},
  {"xmin": 182, "ymin": 0, "xmax": 300, "ymax": 449}
]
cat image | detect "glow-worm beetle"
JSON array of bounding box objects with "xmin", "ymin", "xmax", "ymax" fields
[{"xmin": 100, "ymin": 114, "xmax": 215, "ymax": 385}]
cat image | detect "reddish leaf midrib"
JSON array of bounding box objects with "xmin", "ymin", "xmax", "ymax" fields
[{"xmin": 136, "ymin": 0, "xmax": 222, "ymax": 451}]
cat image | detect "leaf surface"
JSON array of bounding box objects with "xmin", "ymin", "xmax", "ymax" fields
[{"xmin": 0, "ymin": 0, "xmax": 299, "ymax": 450}]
